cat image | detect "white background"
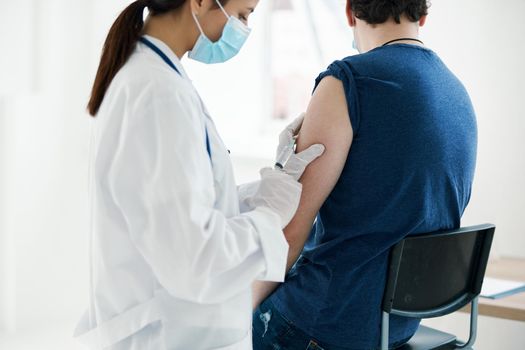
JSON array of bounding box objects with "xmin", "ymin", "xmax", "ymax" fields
[{"xmin": 0, "ymin": 0, "xmax": 524, "ymax": 348}]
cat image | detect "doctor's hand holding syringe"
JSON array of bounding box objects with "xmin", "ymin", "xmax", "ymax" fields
[{"xmin": 238, "ymin": 113, "xmax": 325, "ymax": 226}]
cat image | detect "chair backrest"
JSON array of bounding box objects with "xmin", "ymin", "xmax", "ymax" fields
[{"xmin": 382, "ymin": 224, "xmax": 495, "ymax": 318}]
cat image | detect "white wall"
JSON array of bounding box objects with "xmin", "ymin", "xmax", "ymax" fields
[
  {"xmin": 0, "ymin": 0, "xmax": 143, "ymax": 333},
  {"xmin": 0, "ymin": 0, "xmax": 95, "ymax": 331},
  {"xmin": 0, "ymin": 97, "xmax": 9, "ymax": 331},
  {"xmin": 0, "ymin": 0, "xmax": 36, "ymax": 333},
  {"xmin": 0, "ymin": 99, "xmax": 4, "ymax": 330}
]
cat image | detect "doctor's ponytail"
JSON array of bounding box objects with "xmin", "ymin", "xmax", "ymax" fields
[{"xmin": 87, "ymin": 0, "xmax": 187, "ymax": 117}]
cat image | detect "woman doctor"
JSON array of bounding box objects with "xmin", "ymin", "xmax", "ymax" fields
[{"xmin": 74, "ymin": 0, "xmax": 324, "ymax": 349}]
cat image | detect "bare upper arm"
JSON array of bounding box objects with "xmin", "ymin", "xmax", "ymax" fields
[{"xmin": 283, "ymin": 76, "xmax": 353, "ymax": 253}]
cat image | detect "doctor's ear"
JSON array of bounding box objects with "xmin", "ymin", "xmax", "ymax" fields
[
  {"xmin": 346, "ymin": 0, "xmax": 356, "ymax": 27},
  {"xmin": 190, "ymin": 0, "xmax": 217, "ymax": 16},
  {"xmin": 190, "ymin": 0, "xmax": 205, "ymax": 16}
]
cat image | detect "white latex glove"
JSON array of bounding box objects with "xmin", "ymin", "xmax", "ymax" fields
[
  {"xmin": 240, "ymin": 114, "xmax": 324, "ymax": 224},
  {"xmin": 237, "ymin": 180, "xmax": 260, "ymax": 213},
  {"xmin": 275, "ymin": 113, "xmax": 325, "ymax": 181},
  {"xmin": 244, "ymin": 168, "xmax": 302, "ymax": 229}
]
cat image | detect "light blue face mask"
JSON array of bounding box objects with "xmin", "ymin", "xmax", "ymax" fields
[{"xmin": 189, "ymin": 0, "xmax": 251, "ymax": 64}]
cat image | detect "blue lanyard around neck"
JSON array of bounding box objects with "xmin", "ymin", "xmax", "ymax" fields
[
  {"xmin": 139, "ymin": 37, "xmax": 212, "ymax": 161},
  {"xmin": 140, "ymin": 37, "xmax": 181, "ymax": 76}
]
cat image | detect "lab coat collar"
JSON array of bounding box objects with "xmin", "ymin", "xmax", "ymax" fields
[{"xmin": 140, "ymin": 35, "xmax": 190, "ymax": 80}]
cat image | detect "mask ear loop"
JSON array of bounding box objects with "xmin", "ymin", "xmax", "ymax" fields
[
  {"xmin": 214, "ymin": 0, "xmax": 230, "ymax": 18},
  {"xmin": 191, "ymin": 12, "xmax": 206, "ymax": 35},
  {"xmin": 192, "ymin": 0, "xmax": 229, "ymax": 36}
]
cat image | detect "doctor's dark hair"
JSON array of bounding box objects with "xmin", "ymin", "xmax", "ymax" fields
[
  {"xmin": 349, "ymin": 0, "xmax": 429, "ymax": 25},
  {"xmin": 87, "ymin": 0, "xmax": 229, "ymax": 117}
]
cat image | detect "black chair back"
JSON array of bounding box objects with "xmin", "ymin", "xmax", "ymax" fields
[{"xmin": 382, "ymin": 224, "xmax": 495, "ymax": 318}]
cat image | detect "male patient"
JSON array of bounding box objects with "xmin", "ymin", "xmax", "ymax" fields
[{"xmin": 252, "ymin": 1, "xmax": 477, "ymax": 349}]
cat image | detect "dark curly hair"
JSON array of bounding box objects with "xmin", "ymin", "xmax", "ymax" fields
[{"xmin": 350, "ymin": 0, "xmax": 429, "ymax": 25}]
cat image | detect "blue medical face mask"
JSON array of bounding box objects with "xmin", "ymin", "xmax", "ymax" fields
[{"xmin": 189, "ymin": 0, "xmax": 251, "ymax": 64}]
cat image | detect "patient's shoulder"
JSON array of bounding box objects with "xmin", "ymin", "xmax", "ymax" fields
[{"xmin": 298, "ymin": 75, "xmax": 352, "ymax": 160}]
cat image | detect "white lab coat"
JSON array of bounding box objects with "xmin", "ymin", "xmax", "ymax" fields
[{"xmin": 74, "ymin": 36, "xmax": 289, "ymax": 350}]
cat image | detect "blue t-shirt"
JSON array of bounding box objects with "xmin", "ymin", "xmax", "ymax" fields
[{"xmin": 270, "ymin": 44, "xmax": 477, "ymax": 349}]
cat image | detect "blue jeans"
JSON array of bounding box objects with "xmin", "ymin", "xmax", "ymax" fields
[
  {"xmin": 252, "ymin": 298, "xmax": 412, "ymax": 350},
  {"xmin": 252, "ymin": 298, "xmax": 334, "ymax": 350}
]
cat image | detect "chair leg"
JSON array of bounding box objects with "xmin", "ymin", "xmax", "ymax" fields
[
  {"xmin": 381, "ymin": 311, "xmax": 389, "ymax": 350},
  {"xmin": 455, "ymin": 297, "xmax": 478, "ymax": 349}
]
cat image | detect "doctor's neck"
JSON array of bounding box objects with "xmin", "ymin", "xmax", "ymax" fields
[{"xmin": 143, "ymin": 7, "xmax": 198, "ymax": 59}]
